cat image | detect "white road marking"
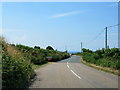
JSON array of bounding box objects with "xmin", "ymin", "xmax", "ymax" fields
[
  {"xmin": 67, "ymin": 65, "xmax": 69, "ymax": 68},
  {"xmin": 67, "ymin": 60, "xmax": 82, "ymax": 79},
  {"xmin": 70, "ymin": 70, "xmax": 81, "ymax": 79}
]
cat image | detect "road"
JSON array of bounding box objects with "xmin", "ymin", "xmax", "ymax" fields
[{"xmin": 29, "ymin": 55, "xmax": 118, "ymax": 88}]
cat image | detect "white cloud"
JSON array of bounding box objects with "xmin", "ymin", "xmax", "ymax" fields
[{"xmin": 50, "ymin": 11, "xmax": 83, "ymax": 18}]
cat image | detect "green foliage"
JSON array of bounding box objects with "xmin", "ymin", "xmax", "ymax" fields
[
  {"xmin": 1, "ymin": 36, "xmax": 70, "ymax": 88},
  {"xmin": 82, "ymin": 48, "xmax": 120, "ymax": 70},
  {"xmin": 46, "ymin": 46, "xmax": 54, "ymax": 50},
  {"xmin": 16, "ymin": 44, "xmax": 47, "ymax": 64},
  {"xmin": 74, "ymin": 52, "xmax": 82, "ymax": 55},
  {"xmin": 16, "ymin": 44, "xmax": 70, "ymax": 63},
  {"xmin": 34, "ymin": 46, "xmax": 40, "ymax": 49},
  {"xmin": 82, "ymin": 48, "xmax": 93, "ymax": 53},
  {"xmin": 2, "ymin": 42, "xmax": 34, "ymax": 88}
]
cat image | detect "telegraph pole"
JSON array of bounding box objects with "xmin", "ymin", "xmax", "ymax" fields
[
  {"xmin": 105, "ymin": 27, "xmax": 107, "ymax": 49},
  {"xmin": 81, "ymin": 42, "xmax": 82, "ymax": 52}
]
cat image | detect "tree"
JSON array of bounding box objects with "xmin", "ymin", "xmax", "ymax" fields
[
  {"xmin": 65, "ymin": 50, "xmax": 68, "ymax": 53},
  {"xmin": 34, "ymin": 46, "xmax": 40, "ymax": 49},
  {"xmin": 11, "ymin": 44, "xmax": 15, "ymax": 47},
  {"xmin": 46, "ymin": 46, "xmax": 54, "ymax": 50},
  {"xmin": 82, "ymin": 48, "xmax": 92, "ymax": 53}
]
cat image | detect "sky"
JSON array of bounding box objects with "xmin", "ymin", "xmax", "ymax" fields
[{"xmin": 1, "ymin": 2, "xmax": 118, "ymax": 52}]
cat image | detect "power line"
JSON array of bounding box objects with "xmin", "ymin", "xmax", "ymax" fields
[
  {"xmin": 107, "ymin": 24, "xmax": 120, "ymax": 28},
  {"xmin": 85, "ymin": 29, "xmax": 104, "ymax": 44},
  {"xmin": 85, "ymin": 24, "xmax": 119, "ymax": 45},
  {"xmin": 105, "ymin": 24, "xmax": 119, "ymax": 49}
]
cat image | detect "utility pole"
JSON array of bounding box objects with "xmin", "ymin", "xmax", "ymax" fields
[
  {"xmin": 105, "ymin": 27, "xmax": 107, "ymax": 49},
  {"xmin": 81, "ymin": 42, "xmax": 82, "ymax": 52}
]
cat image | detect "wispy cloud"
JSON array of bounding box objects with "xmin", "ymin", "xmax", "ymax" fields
[{"xmin": 50, "ymin": 11, "xmax": 83, "ymax": 18}]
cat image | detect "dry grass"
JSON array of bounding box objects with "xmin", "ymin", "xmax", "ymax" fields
[
  {"xmin": 6, "ymin": 44, "xmax": 26, "ymax": 62},
  {"xmin": 0, "ymin": 36, "xmax": 6, "ymax": 44},
  {"xmin": 0, "ymin": 36, "xmax": 24, "ymax": 61},
  {"xmin": 80, "ymin": 56, "xmax": 120, "ymax": 76},
  {"xmin": 0, "ymin": 36, "xmax": 4, "ymax": 42}
]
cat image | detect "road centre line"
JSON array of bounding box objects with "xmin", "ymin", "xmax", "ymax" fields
[
  {"xmin": 67, "ymin": 62, "xmax": 68, "ymax": 65},
  {"xmin": 70, "ymin": 70, "xmax": 82, "ymax": 79},
  {"xmin": 67, "ymin": 64, "xmax": 69, "ymax": 68},
  {"xmin": 67, "ymin": 60, "xmax": 82, "ymax": 79}
]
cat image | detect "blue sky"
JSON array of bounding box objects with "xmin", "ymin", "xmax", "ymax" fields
[{"xmin": 2, "ymin": 2, "xmax": 118, "ymax": 52}]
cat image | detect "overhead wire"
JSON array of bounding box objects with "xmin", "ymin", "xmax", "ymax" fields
[
  {"xmin": 84, "ymin": 24, "xmax": 119, "ymax": 45},
  {"xmin": 84, "ymin": 29, "xmax": 104, "ymax": 44},
  {"xmin": 107, "ymin": 24, "xmax": 120, "ymax": 28}
]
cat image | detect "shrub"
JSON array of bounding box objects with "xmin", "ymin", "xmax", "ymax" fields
[
  {"xmin": 34, "ymin": 46, "xmax": 40, "ymax": 49},
  {"xmin": 2, "ymin": 42, "xmax": 34, "ymax": 88},
  {"xmin": 46, "ymin": 46, "xmax": 54, "ymax": 50},
  {"xmin": 1, "ymin": 36, "xmax": 70, "ymax": 88},
  {"xmin": 16, "ymin": 44, "xmax": 70, "ymax": 63},
  {"xmin": 81, "ymin": 48, "xmax": 120, "ymax": 70}
]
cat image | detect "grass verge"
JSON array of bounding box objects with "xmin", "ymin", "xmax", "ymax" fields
[
  {"xmin": 32, "ymin": 62, "xmax": 51, "ymax": 70},
  {"xmin": 80, "ymin": 56, "xmax": 120, "ymax": 76}
]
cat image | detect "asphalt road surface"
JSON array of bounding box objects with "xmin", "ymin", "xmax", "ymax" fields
[{"xmin": 29, "ymin": 55, "xmax": 118, "ymax": 88}]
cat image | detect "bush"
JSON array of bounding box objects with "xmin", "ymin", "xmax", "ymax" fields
[
  {"xmin": 34, "ymin": 46, "xmax": 40, "ymax": 49},
  {"xmin": 81, "ymin": 48, "xmax": 120, "ymax": 70},
  {"xmin": 16, "ymin": 44, "xmax": 70, "ymax": 63},
  {"xmin": 2, "ymin": 42, "xmax": 34, "ymax": 88},
  {"xmin": 46, "ymin": 46, "xmax": 54, "ymax": 50},
  {"xmin": 1, "ymin": 36, "xmax": 70, "ymax": 88},
  {"xmin": 2, "ymin": 55, "xmax": 34, "ymax": 88}
]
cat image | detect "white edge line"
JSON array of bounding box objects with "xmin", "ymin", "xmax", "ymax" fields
[{"xmin": 70, "ymin": 70, "xmax": 81, "ymax": 79}]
